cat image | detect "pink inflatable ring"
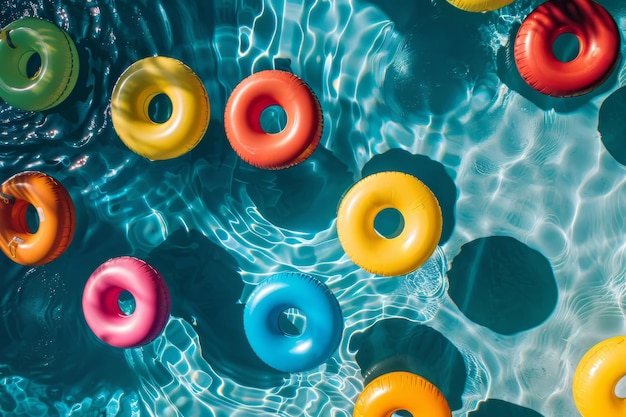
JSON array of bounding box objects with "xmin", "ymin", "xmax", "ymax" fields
[{"xmin": 82, "ymin": 256, "xmax": 171, "ymax": 348}]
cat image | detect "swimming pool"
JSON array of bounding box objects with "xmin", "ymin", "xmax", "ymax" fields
[{"xmin": 1, "ymin": 0, "xmax": 626, "ymax": 415}]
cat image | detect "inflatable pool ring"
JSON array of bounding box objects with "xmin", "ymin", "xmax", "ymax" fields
[
  {"xmin": 447, "ymin": 0, "xmax": 513, "ymax": 12},
  {"xmin": 337, "ymin": 171, "xmax": 442, "ymax": 276},
  {"xmin": 0, "ymin": 17, "xmax": 79, "ymax": 111},
  {"xmin": 573, "ymin": 336, "xmax": 626, "ymax": 417},
  {"xmin": 0, "ymin": 171, "xmax": 75, "ymax": 266},
  {"xmin": 353, "ymin": 371, "xmax": 451, "ymax": 417},
  {"xmin": 514, "ymin": 0, "xmax": 620, "ymax": 97},
  {"xmin": 224, "ymin": 70, "xmax": 323, "ymax": 169},
  {"xmin": 243, "ymin": 272, "xmax": 343, "ymax": 373},
  {"xmin": 82, "ymin": 256, "xmax": 171, "ymax": 348},
  {"xmin": 111, "ymin": 56, "xmax": 210, "ymax": 160}
]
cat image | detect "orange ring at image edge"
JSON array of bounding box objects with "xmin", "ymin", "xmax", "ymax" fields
[
  {"xmin": 224, "ymin": 70, "xmax": 323, "ymax": 169},
  {"xmin": 573, "ymin": 336, "xmax": 626, "ymax": 417},
  {"xmin": 0, "ymin": 171, "xmax": 75, "ymax": 266},
  {"xmin": 513, "ymin": 0, "xmax": 620, "ymax": 97},
  {"xmin": 353, "ymin": 372, "xmax": 451, "ymax": 417},
  {"xmin": 337, "ymin": 171, "xmax": 442, "ymax": 276}
]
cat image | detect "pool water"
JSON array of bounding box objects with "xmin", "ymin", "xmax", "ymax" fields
[{"xmin": 1, "ymin": 0, "xmax": 626, "ymax": 416}]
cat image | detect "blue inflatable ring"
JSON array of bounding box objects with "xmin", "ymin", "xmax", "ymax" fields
[{"xmin": 243, "ymin": 272, "xmax": 343, "ymax": 373}]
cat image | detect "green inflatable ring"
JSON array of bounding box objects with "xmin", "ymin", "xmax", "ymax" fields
[{"xmin": 0, "ymin": 17, "xmax": 79, "ymax": 111}]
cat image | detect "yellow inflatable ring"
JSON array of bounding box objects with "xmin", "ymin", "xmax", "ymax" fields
[
  {"xmin": 111, "ymin": 56, "xmax": 210, "ymax": 160},
  {"xmin": 353, "ymin": 372, "xmax": 451, "ymax": 417},
  {"xmin": 573, "ymin": 336, "xmax": 626, "ymax": 417},
  {"xmin": 337, "ymin": 171, "xmax": 442, "ymax": 276},
  {"xmin": 447, "ymin": 0, "xmax": 514, "ymax": 12}
]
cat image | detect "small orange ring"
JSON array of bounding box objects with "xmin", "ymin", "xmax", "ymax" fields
[
  {"xmin": 353, "ymin": 372, "xmax": 451, "ymax": 417},
  {"xmin": 514, "ymin": 0, "xmax": 620, "ymax": 97},
  {"xmin": 0, "ymin": 171, "xmax": 75, "ymax": 265},
  {"xmin": 224, "ymin": 70, "xmax": 323, "ymax": 169}
]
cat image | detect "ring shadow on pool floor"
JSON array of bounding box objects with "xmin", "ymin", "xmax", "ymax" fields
[
  {"xmin": 146, "ymin": 229, "xmax": 287, "ymax": 389},
  {"xmin": 598, "ymin": 86, "xmax": 626, "ymax": 166},
  {"xmin": 0, "ymin": 205, "xmax": 137, "ymax": 399},
  {"xmin": 470, "ymin": 399, "xmax": 544, "ymax": 417},
  {"xmin": 236, "ymin": 145, "xmax": 355, "ymax": 234},
  {"xmin": 366, "ymin": 0, "xmax": 494, "ymax": 121},
  {"xmin": 350, "ymin": 318, "xmax": 546, "ymax": 416},
  {"xmin": 350, "ymin": 318, "xmax": 466, "ymax": 411},
  {"xmin": 165, "ymin": 119, "xmax": 354, "ymax": 236},
  {"xmin": 447, "ymin": 236, "xmax": 558, "ymax": 335}
]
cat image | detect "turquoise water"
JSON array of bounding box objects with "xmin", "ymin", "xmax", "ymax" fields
[{"xmin": 2, "ymin": 0, "xmax": 626, "ymax": 416}]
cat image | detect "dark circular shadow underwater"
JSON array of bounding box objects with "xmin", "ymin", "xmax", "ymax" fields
[
  {"xmin": 447, "ymin": 236, "xmax": 557, "ymax": 335},
  {"xmin": 0, "ymin": 267, "xmax": 134, "ymax": 384},
  {"xmin": 350, "ymin": 318, "xmax": 466, "ymax": 411},
  {"xmin": 0, "ymin": 218, "xmax": 137, "ymax": 399},
  {"xmin": 146, "ymin": 229, "xmax": 287, "ymax": 389},
  {"xmin": 372, "ymin": 0, "xmax": 494, "ymax": 122},
  {"xmin": 598, "ymin": 86, "xmax": 626, "ymax": 166},
  {"xmin": 236, "ymin": 146, "xmax": 354, "ymax": 233},
  {"xmin": 470, "ymin": 399, "xmax": 544, "ymax": 417}
]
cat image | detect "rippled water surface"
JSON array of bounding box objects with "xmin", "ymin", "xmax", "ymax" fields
[{"xmin": 2, "ymin": 0, "xmax": 626, "ymax": 416}]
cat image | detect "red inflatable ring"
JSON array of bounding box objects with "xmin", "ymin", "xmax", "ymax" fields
[
  {"xmin": 82, "ymin": 256, "xmax": 171, "ymax": 348},
  {"xmin": 224, "ymin": 70, "xmax": 323, "ymax": 169},
  {"xmin": 514, "ymin": 0, "xmax": 619, "ymax": 97}
]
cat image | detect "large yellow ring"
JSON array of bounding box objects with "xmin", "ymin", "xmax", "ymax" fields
[
  {"xmin": 353, "ymin": 372, "xmax": 451, "ymax": 417},
  {"xmin": 573, "ymin": 336, "xmax": 626, "ymax": 417},
  {"xmin": 111, "ymin": 56, "xmax": 210, "ymax": 160},
  {"xmin": 447, "ymin": 0, "xmax": 514, "ymax": 12},
  {"xmin": 337, "ymin": 171, "xmax": 442, "ymax": 276}
]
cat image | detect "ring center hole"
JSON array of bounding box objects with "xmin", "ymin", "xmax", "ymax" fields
[
  {"xmin": 615, "ymin": 375, "xmax": 626, "ymax": 398},
  {"xmin": 552, "ymin": 33, "xmax": 580, "ymax": 63},
  {"xmin": 260, "ymin": 105, "xmax": 287, "ymax": 134},
  {"xmin": 18, "ymin": 51, "xmax": 42, "ymax": 79},
  {"xmin": 148, "ymin": 93, "xmax": 173, "ymax": 123},
  {"xmin": 25, "ymin": 204, "xmax": 39, "ymax": 233},
  {"xmin": 392, "ymin": 410, "xmax": 413, "ymax": 417},
  {"xmin": 26, "ymin": 53, "xmax": 42, "ymax": 78},
  {"xmin": 278, "ymin": 307, "xmax": 306, "ymax": 337},
  {"xmin": 374, "ymin": 208, "xmax": 405, "ymax": 239},
  {"xmin": 118, "ymin": 290, "xmax": 136, "ymax": 316}
]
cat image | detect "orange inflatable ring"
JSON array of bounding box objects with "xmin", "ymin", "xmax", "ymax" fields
[
  {"xmin": 573, "ymin": 336, "xmax": 626, "ymax": 417},
  {"xmin": 0, "ymin": 171, "xmax": 75, "ymax": 266},
  {"xmin": 224, "ymin": 70, "xmax": 323, "ymax": 169},
  {"xmin": 514, "ymin": 0, "xmax": 620, "ymax": 97},
  {"xmin": 337, "ymin": 172, "xmax": 442, "ymax": 276},
  {"xmin": 353, "ymin": 372, "xmax": 451, "ymax": 417}
]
